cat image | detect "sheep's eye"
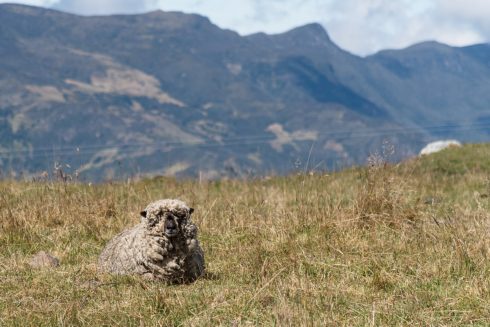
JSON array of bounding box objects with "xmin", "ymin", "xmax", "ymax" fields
[
  {"xmin": 175, "ymin": 213, "xmax": 186, "ymax": 220},
  {"xmin": 156, "ymin": 210, "xmax": 168, "ymax": 219}
]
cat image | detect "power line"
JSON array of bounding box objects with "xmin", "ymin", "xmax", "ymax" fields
[
  {"xmin": 3, "ymin": 120, "xmax": 489, "ymax": 156},
  {"xmin": 0, "ymin": 120, "xmax": 489, "ymax": 160}
]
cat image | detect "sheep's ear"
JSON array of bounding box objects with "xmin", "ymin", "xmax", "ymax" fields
[
  {"xmin": 140, "ymin": 210, "xmax": 147, "ymax": 218},
  {"xmin": 189, "ymin": 207, "xmax": 194, "ymax": 215}
]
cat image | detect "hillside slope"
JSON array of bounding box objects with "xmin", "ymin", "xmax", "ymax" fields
[
  {"xmin": 2, "ymin": 143, "xmax": 490, "ymax": 325},
  {"xmin": 0, "ymin": 4, "xmax": 489, "ymax": 180}
]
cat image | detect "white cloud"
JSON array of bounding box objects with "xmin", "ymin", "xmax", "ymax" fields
[
  {"xmin": 1, "ymin": 0, "xmax": 489, "ymax": 55},
  {"xmin": 437, "ymin": 0, "xmax": 490, "ymax": 21},
  {"xmin": 153, "ymin": 0, "xmax": 490, "ymax": 55},
  {"xmin": 318, "ymin": 0, "xmax": 487, "ymax": 55},
  {"xmin": 435, "ymin": 0, "xmax": 490, "ymax": 37},
  {"xmin": 51, "ymin": 0, "xmax": 158, "ymax": 15},
  {"xmin": 0, "ymin": 0, "xmax": 57, "ymax": 6},
  {"xmin": 154, "ymin": 0, "xmax": 327, "ymax": 35}
]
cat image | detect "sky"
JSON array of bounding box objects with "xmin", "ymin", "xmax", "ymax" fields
[{"xmin": 2, "ymin": 0, "xmax": 490, "ymax": 56}]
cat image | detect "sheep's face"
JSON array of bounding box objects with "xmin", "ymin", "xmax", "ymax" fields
[
  {"xmin": 161, "ymin": 212, "xmax": 182, "ymax": 238},
  {"xmin": 140, "ymin": 199, "xmax": 194, "ymax": 238}
]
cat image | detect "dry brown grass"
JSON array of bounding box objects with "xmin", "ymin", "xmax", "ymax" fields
[{"xmin": 2, "ymin": 144, "xmax": 490, "ymax": 326}]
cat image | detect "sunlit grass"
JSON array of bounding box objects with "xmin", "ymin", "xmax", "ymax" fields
[{"xmin": 2, "ymin": 144, "xmax": 490, "ymax": 325}]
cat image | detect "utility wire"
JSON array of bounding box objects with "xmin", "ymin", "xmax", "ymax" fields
[{"xmin": 0, "ymin": 120, "xmax": 488, "ymax": 160}]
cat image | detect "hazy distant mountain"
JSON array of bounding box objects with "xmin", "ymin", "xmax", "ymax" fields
[{"xmin": 1, "ymin": 4, "xmax": 489, "ymax": 180}]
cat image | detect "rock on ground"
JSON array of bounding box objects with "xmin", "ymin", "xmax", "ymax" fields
[
  {"xmin": 29, "ymin": 251, "xmax": 60, "ymax": 268},
  {"xmin": 419, "ymin": 140, "xmax": 461, "ymax": 156}
]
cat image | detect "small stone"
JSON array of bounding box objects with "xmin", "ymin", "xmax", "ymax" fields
[
  {"xmin": 80, "ymin": 279, "xmax": 102, "ymax": 290},
  {"xmin": 29, "ymin": 251, "xmax": 60, "ymax": 268}
]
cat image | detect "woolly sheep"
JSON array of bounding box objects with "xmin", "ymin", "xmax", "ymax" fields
[{"xmin": 98, "ymin": 199, "xmax": 205, "ymax": 283}]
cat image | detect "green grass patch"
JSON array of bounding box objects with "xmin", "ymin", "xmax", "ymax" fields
[{"xmin": 2, "ymin": 144, "xmax": 490, "ymax": 325}]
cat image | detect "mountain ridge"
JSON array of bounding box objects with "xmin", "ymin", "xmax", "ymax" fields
[{"xmin": 0, "ymin": 4, "xmax": 489, "ymax": 180}]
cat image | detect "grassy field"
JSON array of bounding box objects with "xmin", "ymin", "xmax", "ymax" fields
[{"xmin": 2, "ymin": 144, "xmax": 490, "ymax": 326}]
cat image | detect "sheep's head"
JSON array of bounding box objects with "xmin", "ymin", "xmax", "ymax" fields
[{"xmin": 140, "ymin": 199, "xmax": 194, "ymax": 239}]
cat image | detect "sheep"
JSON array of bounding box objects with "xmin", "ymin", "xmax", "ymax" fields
[{"xmin": 97, "ymin": 199, "xmax": 205, "ymax": 283}]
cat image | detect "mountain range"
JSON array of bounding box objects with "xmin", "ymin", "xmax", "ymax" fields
[{"xmin": 1, "ymin": 3, "xmax": 489, "ymax": 180}]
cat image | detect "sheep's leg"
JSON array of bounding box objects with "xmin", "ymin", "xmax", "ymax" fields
[
  {"xmin": 144, "ymin": 260, "xmax": 182, "ymax": 279},
  {"xmin": 145, "ymin": 236, "xmax": 168, "ymax": 262}
]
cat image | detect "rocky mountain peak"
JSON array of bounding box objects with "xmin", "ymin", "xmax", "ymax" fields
[{"xmin": 1, "ymin": 4, "xmax": 490, "ymax": 180}]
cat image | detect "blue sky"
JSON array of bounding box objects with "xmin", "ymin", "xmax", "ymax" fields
[{"xmin": 2, "ymin": 0, "xmax": 489, "ymax": 56}]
